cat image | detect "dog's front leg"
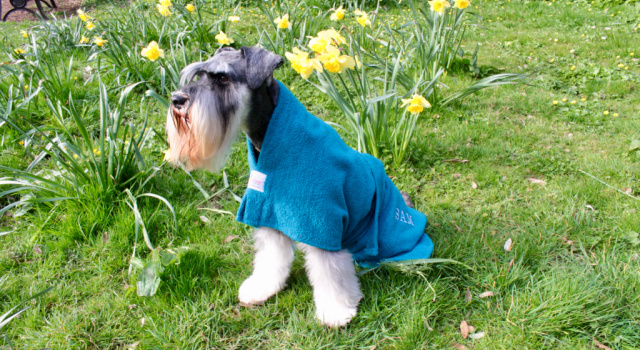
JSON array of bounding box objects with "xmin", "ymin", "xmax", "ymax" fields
[
  {"xmin": 298, "ymin": 244, "xmax": 363, "ymax": 327},
  {"xmin": 239, "ymin": 227, "xmax": 294, "ymax": 306}
]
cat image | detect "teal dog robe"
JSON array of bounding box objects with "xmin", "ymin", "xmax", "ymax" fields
[{"xmin": 236, "ymin": 81, "xmax": 433, "ymax": 265}]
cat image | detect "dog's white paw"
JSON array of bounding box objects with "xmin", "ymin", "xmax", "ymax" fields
[
  {"xmin": 238, "ymin": 275, "xmax": 283, "ymax": 306},
  {"xmin": 315, "ymin": 302, "xmax": 357, "ymax": 327}
]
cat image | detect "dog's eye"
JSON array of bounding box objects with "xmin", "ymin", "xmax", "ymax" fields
[{"xmin": 217, "ymin": 74, "xmax": 229, "ymax": 83}]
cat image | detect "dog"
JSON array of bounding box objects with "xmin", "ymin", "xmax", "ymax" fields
[{"xmin": 165, "ymin": 46, "xmax": 434, "ymax": 327}]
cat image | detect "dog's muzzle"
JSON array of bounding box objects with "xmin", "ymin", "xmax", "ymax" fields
[{"xmin": 170, "ymin": 92, "xmax": 190, "ymax": 132}]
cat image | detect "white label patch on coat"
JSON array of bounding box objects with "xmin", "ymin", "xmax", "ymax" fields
[{"xmin": 248, "ymin": 170, "xmax": 267, "ymax": 192}]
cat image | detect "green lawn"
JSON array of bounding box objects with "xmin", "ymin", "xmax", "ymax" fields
[{"xmin": 1, "ymin": 0, "xmax": 639, "ymax": 349}]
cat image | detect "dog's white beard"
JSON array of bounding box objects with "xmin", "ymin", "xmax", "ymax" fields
[{"xmin": 165, "ymin": 87, "xmax": 248, "ymax": 172}]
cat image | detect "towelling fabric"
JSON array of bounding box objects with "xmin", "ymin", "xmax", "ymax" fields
[{"xmin": 236, "ymin": 81, "xmax": 434, "ymax": 265}]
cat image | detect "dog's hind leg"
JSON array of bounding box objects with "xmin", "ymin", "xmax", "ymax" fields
[
  {"xmin": 298, "ymin": 244, "xmax": 363, "ymax": 327},
  {"xmin": 400, "ymin": 191, "xmax": 415, "ymax": 208},
  {"xmin": 239, "ymin": 227, "xmax": 294, "ymax": 306}
]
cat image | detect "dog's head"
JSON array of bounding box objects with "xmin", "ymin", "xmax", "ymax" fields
[{"xmin": 165, "ymin": 46, "xmax": 283, "ymax": 172}]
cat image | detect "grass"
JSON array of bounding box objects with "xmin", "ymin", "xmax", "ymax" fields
[{"xmin": 1, "ymin": 0, "xmax": 640, "ymax": 349}]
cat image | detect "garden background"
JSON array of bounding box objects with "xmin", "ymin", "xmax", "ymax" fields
[{"xmin": 1, "ymin": 0, "xmax": 640, "ymax": 348}]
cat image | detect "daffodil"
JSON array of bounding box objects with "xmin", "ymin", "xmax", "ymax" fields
[
  {"xmin": 20, "ymin": 30, "xmax": 28, "ymax": 38},
  {"xmin": 228, "ymin": 15, "xmax": 240, "ymax": 22},
  {"xmin": 215, "ymin": 31, "xmax": 234, "ymax": 45},
  {"xmin": 354, "ymin": 10, "xmax": 371, "ymax": 27},
  {"xmin": 86, "ymin": 21, "xmax": 96, "ymax": 30},
  {"xmin": 185, "ymin": 4, "xmax": 195, "ymax": 12},
  {"xmin": 330, "ymin": 6, "xmax": 345, "ymax": 21},
  {"xmin": 93, "ymin": 37, "xmax": 107, "ymax": 47},
  {"xmin": 308, "ymin": 36, "xmax": 330, "ymax": 54},
  {"xmin": 318, "ymin": 28, "xmax": 346, "ymax": 46},
  {"xmin": 141, "ymin": 41, "xmax": 164, "ymax": 61},
  {"xmin": 603, "ymin": 110, "xmax": 609, "ymax": 115},
  {"xmin": 553, "ymin": 100, "xmax": 559, "ymax": 105},
  {"xmin": 308, "ymin": 28, "xmax": 346, "ymax": 53},
  {"xmin": 14, "ymin": 48, "xmax": 25, "ymax": 54},
  {"xmin": 274, "ymin": 14, "xmax": 290, "ymax": 29},
  {"xmin": 157, "ymin": 4, "xmax": 171, "ymax": 16},
  {"xmin": 454, "ymin": 0, "xmax": 470, "ymax": 9},
  {"xmin": 401, "ymin": 94, "xmax": 431, "ymax": 114},
  {"xmin": 429, "ymin": 0, "xmax": 451, "ymax": 14},
  {"xmin": 79, "ymin": 35, "xmax": 89, "ymax": 44},
  {"xmin": 159, "ymin": 0, "xmax": 172, "ymax": 7},
  {"xmin": 316, "ymin": 45, "xmax": 356, "ymax": 73},
  {"xmin": 285, "ymin": 47, "xmax": 323, "ymax": 79},
  {"xmin": 77, "ymin": 9, "xmax": 89, "ymax": 22}
]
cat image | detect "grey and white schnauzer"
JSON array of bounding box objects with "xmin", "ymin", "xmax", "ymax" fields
[{"xmin": 165, "ymin": 46, "xmax": 433, "ymax": 327}]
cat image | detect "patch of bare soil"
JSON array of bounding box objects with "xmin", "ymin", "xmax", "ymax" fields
[{"xmin": 1, "ymin": 0, "xmax": 85, "ymax": 23}]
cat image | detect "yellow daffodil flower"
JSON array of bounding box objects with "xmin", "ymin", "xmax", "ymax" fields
[
  {"xmin": 157, "ymin": 4, "xmax": 171, "ymax": 16},
  {"xmin": 354, "ymin": 9, "xmax": 371, "ymax": 27},
  {"xmin": 228, "ymin": 15, "xmax": 240, "ymax": 22},
  {"xmin": 308, "ymin": 29, "xmax": 346, "ymax": 53},
  {"xmin": 93, "ymin": 37, "xmax": 107, "ymax": 47},
  {"xmin": 185, "ymin": 4, "xmax": 195, "ymax": 12},
  {"xmin": 77, "ymin": 9, "xmax": 89, "ymax": 22},
  {"xmin": 454, "ymin": 0, "xmax": 470, "ymax": 9},
  {"xmin": 429, "ymin": 0, "xmax": 451, "ymax": 14},
  {"xmin": 285, "ymin": 47, "xmax": 323, "ymax": 79},
  {"xmin": 80, "ymin": 35, "xmax": 89, "ymax": 44},
  {"xmin": 274, "ymin": 14, "xmax": 290, "ymax": 29},
  {"xmin": 86, "ymin": 21, "xmax": 96, "ymax": 30},
  {"xmin": 20, "ymin": 30, "xmax": 28, "ymax": 38},
  {"xmin": 215, "ymin": 31, "xmax": 234, "ymax": 45},
  {"xmin": 159, "ymin": 0, "xmax": 172, "ymax": 7},
  {"xmin": 330, "ymin": 6, "xmax": 345, "ymax": 21},
  {"xmin": 603, "ymin": 110, "xmax": 609, "ymax": 115},
  {"xmin": 318, "ymin": 28, "xmax": 346, "ymax": 46},
  {"xmin": 141, "ymin": 41, "xmax": 164, "ymax": 61},
  {"xmin": 308, "ymin": 36, "xmax": 330, "ymax": 54},
  {"xmin": 14, "ymin": 48, "xmax": 26, "ymax": 54},
  {"xmin": 316, "ymin": 45, "xmax": 356, "ymax": 73},
  {"xmin": 401, "ymin": 94, "xmax": 431, "ymax": 114}
]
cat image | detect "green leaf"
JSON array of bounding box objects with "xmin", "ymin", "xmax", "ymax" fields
[
  {"xmin": 136, "ymin": 250, "xmax": 163, "ymax": 297},
  {"xmin": 624, "ymin": 231, "xmax": 640, "ymax": 246},
  {"xmin": 160, "ymin": 250, "xmax": 179, "ymax": 267}
]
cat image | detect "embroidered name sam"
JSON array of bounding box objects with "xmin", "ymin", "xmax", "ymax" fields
[{"xmin": 395, "ymin": 208, "xmax": 414, "ymax": 226}]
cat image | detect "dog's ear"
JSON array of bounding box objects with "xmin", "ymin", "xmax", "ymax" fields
[{"xmin": 241, "ymin": 46, "xmax": 284, "ymax": 90}]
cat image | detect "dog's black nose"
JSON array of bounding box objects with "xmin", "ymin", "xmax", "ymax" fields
[{"xmin": 171, "ymin": 94, "xmax": 188, "ymax": 107}]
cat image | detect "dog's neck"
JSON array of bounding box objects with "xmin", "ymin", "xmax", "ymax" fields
[{"xmin": 243, "ymin": 80, "xmax": 279, "ymax": 158}]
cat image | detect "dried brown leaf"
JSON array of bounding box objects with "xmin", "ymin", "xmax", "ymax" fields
[
  {"xmin": 593, "ymin": 339, "xmax": 612, "ymax": 350},
  {"xmin": 460, "ymin": 320, "xmax": 469, "ymax": 339},
  {"xmin": 225, "ymin": 235, "xmax": 238, "ymax": 243},
  {"xmin": 453, "ymin": 173, "xmax": 462, "ymax": 179},
  {"xmin": 103, "ymin": 231, "xmax": 109, "ymax": 243},
  {"xmin": 469, "ymin": 332, "xmax": 485, "ymax": 340},
  {"xmin": 504, "ymin": 238, "xmax": 513, "ymax": 252},
  {"xmin": 465, "ymin": 288, "xmax": 472, "ymax": 303},
  {"xmin": 453, "ymin": 344, "xmax": 468, "ymax": 350},
  {"xmin": 471, "ymin": 182, "xmax": 478, "ymax": 189},
  {"xmin": 33, "ymin": 245, "xmax": 42, "ymax": 255},
  {"xmin": 508, "ymin": 258, "xmax": 514, "ymax": 271},
  {"xmin": 478, "ymin": 291, "xmax": 494, "ymax": 298},
  {"xmin": 527, "ymin": 177, "xmax": 547, "ymax": 185}
]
